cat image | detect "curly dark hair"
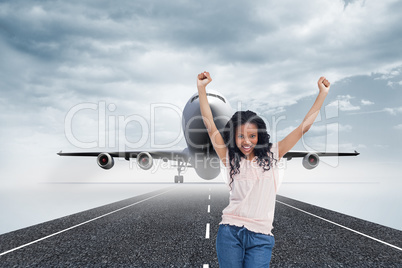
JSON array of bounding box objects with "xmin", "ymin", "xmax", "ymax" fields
[{"xmin": 222, "ymin": 110, "xmax": 276, "ymax": 190}]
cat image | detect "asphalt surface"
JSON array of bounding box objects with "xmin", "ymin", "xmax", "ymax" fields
[{"xmin": 0, "ymin": 183, "xmax": 401, "ymax": 267}]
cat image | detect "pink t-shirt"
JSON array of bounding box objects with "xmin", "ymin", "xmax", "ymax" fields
[{"xmin": 220, "ymin": 142, "xmax": 280, "ymax": 236}]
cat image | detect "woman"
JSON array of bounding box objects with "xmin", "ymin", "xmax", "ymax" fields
[{"xmin": 197, "ymin": 71, "xmax": 330, "ymax": 267}]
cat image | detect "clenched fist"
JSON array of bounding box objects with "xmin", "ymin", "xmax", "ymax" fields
[
  {"xmin": 318, "ymin": 77, "xmax": 330, "ymax": 94},
  {"xmin": 197, "ymin": 71, "xmax": 212, "ymax": 88}
]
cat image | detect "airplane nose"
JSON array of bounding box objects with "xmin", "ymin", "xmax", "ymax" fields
[{"xmin": 209, "ymin": 103, "xmax": 231, "ymax": 130}]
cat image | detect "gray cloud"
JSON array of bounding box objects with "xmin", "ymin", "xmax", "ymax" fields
[
  {"xmin": 1, "ymin": 0, "xmax": 402, "ymax": 183},
  {"xmin": 343, "ymin": 0, "xmax": 362, "ymax": 9},
  {"xmin": 2, "ymin": 0, "xmax": 402, "ymax": 105},
  {"xmin": 361, "ymin": 99, "xmax": 374, "ymax": 105}
]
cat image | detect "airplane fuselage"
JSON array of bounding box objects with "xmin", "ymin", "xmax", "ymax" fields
[{"xmin": 182, "ymin": 90, "xmax": 233, "ymax": 179}]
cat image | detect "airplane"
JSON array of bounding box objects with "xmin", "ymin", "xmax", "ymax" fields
[{"xmin": 58, "ymin": 89, "xmax": 359, "ymax": 183}]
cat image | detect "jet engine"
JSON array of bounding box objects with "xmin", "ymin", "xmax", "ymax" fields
[
  {"xmin": 302, "ymin": 153, "xmax": 319, "ymax": 169},
  {"xmin": 97, "ymin": 153, "xmax": 114, "ymax": 169},
  {"xmin": 137, "ymin": 152, "xmax": 153, "ymax": 170}
]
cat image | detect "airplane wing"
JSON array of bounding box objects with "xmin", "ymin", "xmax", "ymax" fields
[
  {"xmin": 283, "ymin": 150, "xmax": 360, "ymax": 160},
  {"xmin": 283, "ymin": 150, "xmax": 360, "ymax": 169},
  {"xmin": 57, "ymin": 148, "xmax": 360, "ymax": 171},
  {"xmin": 57, "ymin": 149, "xmax": 191, "ymax": 170},
  {"xmin": 57, "ymin": 149, "xmax": 189, "ymax": 160}
]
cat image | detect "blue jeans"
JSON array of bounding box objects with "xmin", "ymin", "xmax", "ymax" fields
[{"xmin": 216, "ymin": 224, "xmax": 275, "ymax": 268}]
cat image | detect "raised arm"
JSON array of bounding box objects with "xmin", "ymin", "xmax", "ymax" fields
[
  {"xmin": 197, "ymin": 72, "xmax": 228, "ymax": 166},
  {"xmin": 278, "ymin": 77, "xmax": 330, "ymax": 159}
]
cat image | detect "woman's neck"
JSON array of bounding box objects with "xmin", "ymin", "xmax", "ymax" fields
[{"xmin": 245, "ymin": 152, "xmax": 255, "ymax": 161}]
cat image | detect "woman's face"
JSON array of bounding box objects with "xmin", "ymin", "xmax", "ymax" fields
[{"xmin": 235, "ymin": 123, "xmax": 258, "ymax": 157}]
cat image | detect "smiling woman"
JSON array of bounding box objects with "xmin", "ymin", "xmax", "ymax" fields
[
  {"xmin": 235, "ymin": 122, "xmax": 259, "ymax": 159},
  {"xmin": 197, "ymin": 71, "xmax": 331, "ymax": 267}
]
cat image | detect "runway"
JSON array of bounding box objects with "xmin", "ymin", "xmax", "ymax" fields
[{"xmin": 0, "ymin": 184, "xmax": 401, "ymax": 267}]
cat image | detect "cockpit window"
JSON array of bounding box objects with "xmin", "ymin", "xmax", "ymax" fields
[{"xmin": 191, "ymin": 93, "xmax": 226, "ymax": 103}]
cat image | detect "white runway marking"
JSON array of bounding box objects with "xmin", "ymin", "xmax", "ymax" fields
[
  {"xmin": 207, "ymin": 205, "xmax": 210, "ymax": 213},
  {"xmin": 208, "ymin": 194, "xmax": 211, "ymax": 200},
  {"xmin": 0, "ymin": 187, "xmax": 177, "ymax": 257},
  {"xmin": 205, "ymin": 223, "xmax": 210, "ymax": 239},
  {"xmin": 276, "ymin": 200, "xmax": 402, "ymax": 251},
  {"xmin": 203, "ymin": 264, "xmax": 209, "ymax": 268}
]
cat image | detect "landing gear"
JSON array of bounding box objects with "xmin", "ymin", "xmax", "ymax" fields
[
  {"xmin": 174, "ymin": 175, "xmax": 183, "ymax": 183},
  {"xmin": 174, "ymin": 160, "xmax": 186, "ymax": 183}
]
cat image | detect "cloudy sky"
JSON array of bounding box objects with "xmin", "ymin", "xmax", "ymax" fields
[{"xmin": 0, "ymin": 0, "xmax": 401, "ymax": 234}]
